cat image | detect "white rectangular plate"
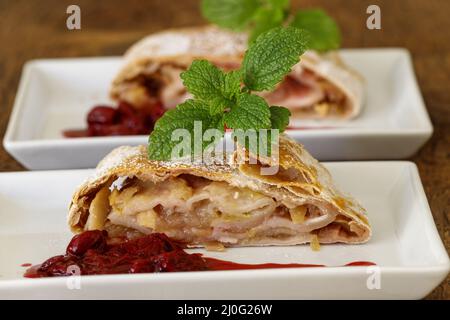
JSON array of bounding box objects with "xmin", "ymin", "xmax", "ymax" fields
[
  {"xmin": 0, "ymin": 162, "xmax": 448, "ymax": 299},
  {"xmin": 4, "ymin": 49, "xmax": 433, "ymax": 170}
]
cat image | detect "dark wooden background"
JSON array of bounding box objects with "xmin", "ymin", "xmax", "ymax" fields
[{"xmin": 0, "ymin": 0, "xmax": 448, "ymax": 299}]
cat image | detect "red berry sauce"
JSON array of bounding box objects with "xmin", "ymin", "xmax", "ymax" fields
[
  {"xmin": 63, "ymin": 101, "xmax": 165, "ymax": 138},
  {"xmin": 24, "ymin": 231, "xmax": 375, "ymax": 278}
]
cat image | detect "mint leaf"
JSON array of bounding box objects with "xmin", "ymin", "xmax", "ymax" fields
[
  {"xmin": 269, "ymin": 106, "xmax": 290, "ymax": 132},
  {"xmin": 223, "ymin": 69, "xmax": 242, "ymax": 99},
  {"xmin": 248, "ymin": 0, "xmax": 291, "ymax": 42},
  {"xmin": 224, "ymin": 93, "xmax": 271, "ymax": 130},
  {"xmin": 201, "ymin": 0, "xmax": 260, "ymax": 30},
  {"xmin": 290, "ymin": 9, "xmax": 341, "ymax": 51},
  {"xmin": 148, "ymin": 100, "xmax": 223, "ymax": 160},
  {"xmin": 242, "ymin": 26, "xmax": 309, "ymax": 91},
  {"xmin": 267, "ymin": 0, "xmax": 290, "ymax": 10},
  {"xmin": 248, "ymin": 7, "xmax": 285, "ymax": 43},
  {"xmin": 208, "ymin": 97, "xmax": 230, "ymax": 116},
  {"xmin": 180, "ymin": 60, "xmax": 240, "ymax": 114}
]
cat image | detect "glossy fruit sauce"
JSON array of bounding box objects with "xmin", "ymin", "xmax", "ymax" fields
[
  {"xmin": 24, "ymin": 231, "xmax": 375, "ymax": 278},
  {"xmin": 63, "ymin": 101, "xmax": 165, "ymax": 137}
]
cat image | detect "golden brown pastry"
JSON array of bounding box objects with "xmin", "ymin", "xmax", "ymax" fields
[{"xmin": 68, "ymin": 135, "xmax": 370, "ymax": 247}]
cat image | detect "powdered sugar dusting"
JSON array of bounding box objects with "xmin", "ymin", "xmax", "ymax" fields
[
  {"xmin": 83, "ymin": 145, "xmax": 236, "ymax": 187},
  {"xmin": 125, "ymin": 26, "xmax": 248, "ymax": 61},
  {"xmin": 87, "ymin": 146, "xmax": 144, "ymax": 183},
  {"xmin": 153, "ymin": 152, "xmax": 235, "ymax": 173},
  {"xmin": 126, "ymin": 34, "xmax": 191, "ymax": 60}
]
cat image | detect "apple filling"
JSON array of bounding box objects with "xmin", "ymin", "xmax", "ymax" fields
[
  {"xmin": 117, "ymin": 64, "xmax": 349, "ymax": 119},
  {"xmin": 83, "ymin": 174, "xmax": 363, "ymax": 246},
  {"xmin": 261, "ymin": 69, "xmax": 349, "ymax": 118}
]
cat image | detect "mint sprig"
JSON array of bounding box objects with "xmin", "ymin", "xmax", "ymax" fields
[
  {"xmin": 223, "ymin": 93, "xmax": 271, "ymax": 130},
  {"xmin": 201, "ymin": 0, "xmax": 260, "ymax": 31},
  {"xmin": 148, "ymin": 100, "xmax": 224, "ymax": 160},
  {"xmin": 269, "ymin": 106, "xmax": 291, "ymax": 131},
  {"xmin": 180, "ymin": 61, "xmax": 240, "ymax": 115},
  {"xmin": 248, "ymin": 4, "xmax": 286, "ymax": 43},
  {"xmin": 242, "ymin": 26, "xmax": 308, "ymax": 91},
  {"xmin": 201, "ymin": 0, "xmax": 341, "ymax": 52},
  {"xmin": 148, "ymin": 27, "xmax": 307, "ymax": 161},
  {"xmin": 289, "ymin": 9, "xmax": 341, "ymax": 51}
]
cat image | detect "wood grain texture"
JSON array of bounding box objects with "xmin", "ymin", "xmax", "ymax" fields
[{"xmin": 0, "ymin": 0, "xmax": 448, "ymax": 299}]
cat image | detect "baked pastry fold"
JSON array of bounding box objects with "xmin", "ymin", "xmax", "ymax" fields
[
  {"xmin": 110, "ymin": 26, "xmax": 364, "ymax": 120},
  {"xmin": 68, "ymin": 135, "xmax": 371, "ymax": 247}
]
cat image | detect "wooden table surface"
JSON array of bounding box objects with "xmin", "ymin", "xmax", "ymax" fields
[{"xmin": 0, "ymin": 0, "xmax": 448, "ymax": 299}]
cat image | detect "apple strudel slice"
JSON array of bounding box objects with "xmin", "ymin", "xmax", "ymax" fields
[
  {"xmin": 68, "ymin": 135, "xmax": 370, "ymax": 247},
  {"xmin": 110, "ymin": 25, "xmax": 365, "ymax": 120}
]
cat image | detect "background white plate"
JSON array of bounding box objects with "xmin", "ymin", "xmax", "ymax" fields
[
  {"xmin": 0, "ymin": 162, "xmax": 447, "ymax": 299},
  {"xmin": 3, "ymin": 49, "xmax": 433, "ymax": 170}
]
